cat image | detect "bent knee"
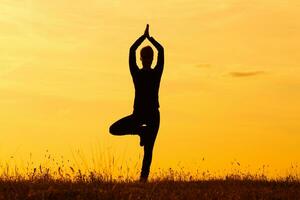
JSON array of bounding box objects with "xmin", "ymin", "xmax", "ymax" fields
[
  {"xmin": 109, "ymin": 124, "xmax": 123, "ymax": 135},
  {"xmin": 109, "ymin": 125, "xmax": 117, "ymax": 135}
]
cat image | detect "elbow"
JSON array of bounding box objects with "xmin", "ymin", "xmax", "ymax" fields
[
  {"xmin": 158, "ymin": 46, "xmax": 164, "ymax": 53},
  {"xmin": 130, "ymin": 45, "xmax": 137, "ymax": 52},
  {"xmin": 129, "ymin": 48, "xmax": 134, "ymax": 53},
  {"xmin": 158, "ymin": 49, "xmax": 164, "ymax": 57}
]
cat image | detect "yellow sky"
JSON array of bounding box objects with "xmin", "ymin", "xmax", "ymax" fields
[{"xmin": 0, "ymin": 0, "xmax": 300, "ymax": 176}]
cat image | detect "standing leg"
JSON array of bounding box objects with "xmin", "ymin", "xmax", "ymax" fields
[
  {"xmin": 140, "ymin": 111, "xmax": 160, "ymax": 182},
  {"xmin": 109, "ymin": 114, "xmax": 140, "ymax": 136}
]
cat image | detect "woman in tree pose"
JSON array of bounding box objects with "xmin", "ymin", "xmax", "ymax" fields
[{"xmin": 109, "ymin": 24, "xmax": 164, "ymax": 182}]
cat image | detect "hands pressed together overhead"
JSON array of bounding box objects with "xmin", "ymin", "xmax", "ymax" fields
[{"xmin": 144, "ymin": 24, "xmax": 150, "ymax": 38}]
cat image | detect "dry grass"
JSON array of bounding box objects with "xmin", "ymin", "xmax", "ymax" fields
[
  {"xmin": 0, "ymin": 164, "xmax": 300, "ymax": 200},
  {"xmin": 1, "ymin": 152, "xmax": 299, "ymax": 199},
  {"xmin": 0, "ymin": 176, "xmax": 300, "ymax": 200}
]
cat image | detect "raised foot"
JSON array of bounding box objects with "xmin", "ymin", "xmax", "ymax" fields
[
  {"xmin": 139, "ymin": 134, "xmax": 145, "ymax": 147},
  {"xmin": 139, "ymin": 125, "xmax": 147, "ymax": 147}
]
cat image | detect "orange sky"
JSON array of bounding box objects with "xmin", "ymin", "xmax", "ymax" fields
[{"xmin": 0, "ymin": 0, "xmax": 300, "ymax": 177}]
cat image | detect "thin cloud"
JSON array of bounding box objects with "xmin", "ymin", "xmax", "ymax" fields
[
  {"xmin": 230, "ymin": 71, "xmax": 265, "ymax": 77},
  {"xmin": 196, "ymin": 64, "xmax": 212, "ymax": 68}
]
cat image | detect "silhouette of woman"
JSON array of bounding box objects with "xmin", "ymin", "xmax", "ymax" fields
[{"xmin": 109, "ymin": 24, "xmax": 164, "ymax": 182}]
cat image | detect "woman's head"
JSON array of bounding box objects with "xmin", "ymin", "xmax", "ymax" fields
[{"xmin": 140, "ymin": 46, "xmax": 154, "ymax": 69}]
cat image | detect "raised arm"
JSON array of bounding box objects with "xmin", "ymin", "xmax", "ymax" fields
[
  {"xmin": 148, "ymin": 36, "xmax": 164, "ymax": 74},
  {"xmin": 129, "ymin": 35, "xmax": 146, "ymax": 75}
]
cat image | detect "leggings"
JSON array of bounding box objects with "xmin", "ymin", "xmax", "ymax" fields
[{"xmin": 109, "ymin": 110, "xmax": 160, "ymax": 181}]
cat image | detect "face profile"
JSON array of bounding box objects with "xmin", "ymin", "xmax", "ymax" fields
[{"xmin": 140, "ymin": 45, "xmax": 154, "ymax": 69}]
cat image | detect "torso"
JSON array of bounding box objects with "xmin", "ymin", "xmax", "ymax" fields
[{"xmin": 132, "ymin": 69, "xmax": 162, "ymax": 114}]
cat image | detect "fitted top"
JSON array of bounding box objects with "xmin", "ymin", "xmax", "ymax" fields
[
  {"xmin": 132, "ymin": 68, "xmax": 162, "ymax": 112},
  {"xmin": 128, "ymin": 35, "xmax": 164, "ymax": 113}
]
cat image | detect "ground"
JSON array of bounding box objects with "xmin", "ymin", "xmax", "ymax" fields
[{"xmin": 0, "ymin": 179, "xmax": 299, "ymax": 200}]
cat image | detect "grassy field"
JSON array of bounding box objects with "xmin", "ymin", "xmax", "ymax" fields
[
  {"xmin": 0, "ymin": 178, "xmax": 300, "ymax": 200},
  {"xmin": 1, "ymin": 153, "xmax": 299, "ymax": 199}
]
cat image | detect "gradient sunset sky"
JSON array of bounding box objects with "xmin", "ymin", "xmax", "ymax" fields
[{"xmin": 0, "ymin": 0, "xmax": 299, "ymax": 176}]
